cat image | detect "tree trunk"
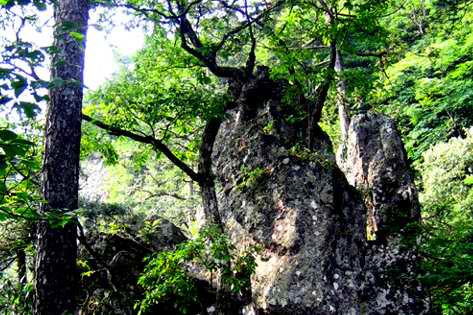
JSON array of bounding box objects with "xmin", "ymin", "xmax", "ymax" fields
[
  {"xmin": 15, "ymin": 248, "xmax": 28, "ymax": 314},
  {"xmin": 335, "ymin": 48, "xmax": 350, "ymax": 140},
  {"xmin": 198, "ymin": 117, "xmax": 224, "ymax": 230},
  {"xmin": 17, "ymin": 249, "xmax": 27, "ymax": 285},
  {"xmin": 34, "ymin": 0, "xmax": 89, "ymax": 314},
  {"xmin": 198, "ymin": 111, "xmax": 243, "ymax": 315}
]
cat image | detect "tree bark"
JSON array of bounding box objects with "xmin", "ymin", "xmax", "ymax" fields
[
  {"xmin": 34, "ymin": 0, "xmax": 89, "ymax": 314},
  {"xmin": 17, "ymin": 249, "xmax": 27, "ymax": 285},
  {"xmin": 198, "ymin": 114, "xmax": 240, "ymax": 315},
  {"xmin": 198, "ymin": 117, "xmax": 225, "ymax": 230},
  {"xmin": 307, "ymin": 40, "xmax": 336, "ymax": 148},
  {"xmin": 335, "ymin": 48, "xmax": 350, "ymax": 140}
]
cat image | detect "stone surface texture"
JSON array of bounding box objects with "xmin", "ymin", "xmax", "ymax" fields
[
  {"xmin": 214, "ymin": 99, "xmax": 366, "ymax": 314},
  {"xmin": 213, "ymin": 94, "xmax": 430, "ymax": 314},
  {"xmin": 337, "ymin": 111, "xmax": 430, "ymax": 314},
  {"xmin": 336, "ymin": 111, "xmax": 420, "ymax": 242}
]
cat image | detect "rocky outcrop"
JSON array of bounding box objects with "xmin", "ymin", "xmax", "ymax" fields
[
  {"xmin": 213, "ymin": 94, "xmax": 367, "ymax": 314},
  {"xmin": 213, "ymin": 87, "xmax": 430, "ymax": 313},
  {"xmin": 336, "ymin": 112, "xmax": 420, "ymax": 242},
  {"xmin": 77, "ymin": 216, "xmax": 209, "ymax": 315},
  {"xmin": 337, "ymin": 111, "xmax": 429, "ymax": 314}
]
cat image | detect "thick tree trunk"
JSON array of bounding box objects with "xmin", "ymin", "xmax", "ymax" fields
[
  {"xmin": 198, "ymin": 118, "xmax": 224, "ymax": 230},
  {"xmin": 34, "ymin": 0, "xmax": 89, "ymax": 314},
  {"xmin": 198, "ymin": 117, "xmax": 240, "ymax": 315}
]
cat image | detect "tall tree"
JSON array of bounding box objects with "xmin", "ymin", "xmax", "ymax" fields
[{"xmin": 34, "ymin": 0, "xmax": 89, "ymax": 313}]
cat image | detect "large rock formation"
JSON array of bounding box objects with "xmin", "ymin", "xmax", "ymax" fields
[
  {"xmin": 213, "ymin": 83, "xmax": 366, "ymax": 313},
  {"xmin": 337, "ymin": 112, "xmax": 429, "ymax": 314},
  {"xmin": 213, "ymin": 80, "xmax": 430, "ymax": 314},
  {"xmin": 337, "ymin": 112, "xmax": 420, "ymax": 242}
]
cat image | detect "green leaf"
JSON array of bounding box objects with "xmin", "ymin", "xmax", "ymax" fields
[
  {"xmin": 49, "ymin": 77, "xmax": 65, "ymax": 89},
  {"xmin": 0, "ymin": 129, "xmax": 18, "ymax": 141},
  {"xmin": 16, "ymin": 101, "xmax": 41, "ymax": 118},
  {"xmin": 1, "ymin": 144, "xmax": 22, "ymax": 157},
  {"xmin": 464, "ymin": 176, "xmax": 473, "ymax": 186},
  {"xmin": 0, "ymin": 181, "xmax": 6, "ymax": 195},
  {"xmin": 32, "ymin": 0, "xmax": 46, "ymax": 11},
  {"xmin": 11, "ymin": 138, "xmax": 34, "ymax": 146},
  {"xmin": 11, "ymin": 77, "xmax": 28, "ymax": 97},
  {"xmin": 0, "ymin": 95, "xmax": 13, "ymax": 105},
  {"xmin": 69, "ymin": 31, "xmax": 84, "ymax": 43},
  {"xmin": 46, "ymin": 211, "xmax": 74, "ymax": 229},
  {"xmin": 0, "ymin": 67, "xmax": 12, "ymax": 78},
  {"xmin": 0, "ymin": 211, "xmax": 9, "ymax": 222}
]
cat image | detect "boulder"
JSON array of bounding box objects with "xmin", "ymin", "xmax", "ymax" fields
[
  {"xmin": 213, "ymin": 87, "xmax": 431, "ymax": 314},
  {"xmin": 78, "ymin": 216, "xmax": 201, "ymax": 315},
  {"xmin": 214, "ymin": 101, "xmax": 366, "ymax": 314}
]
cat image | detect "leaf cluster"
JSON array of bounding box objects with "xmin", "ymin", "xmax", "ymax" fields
[
  {"xmin": 373, "ymin": 1, "xmax": 473, "ymax": 163},
  {"xmin": 0, "ymin": 128, "xmax": 40, "ymax": 221},
  {"xmin": 137, "ymin": 225, "xmax": 260, "ymax": 314},
  {"xmin": 416, "ymin": 128, "xmax": 473, "ymax": 313}
]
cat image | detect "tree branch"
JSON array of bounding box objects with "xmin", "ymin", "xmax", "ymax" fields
[
  {"xmin": 178, "ymin": 14, "xmax": 244, "ymax": 79},
  {"xmin": 244, "ymin": 0, "xmax": 257, "ymax": 77},
  {"xmin": 76, "ymin": 221, "xmax": 118, "ymax": 292},
  {"xmin": 355, "ymin": 50, "xmax": 388, "ymax": 57},
  {"xmin": 306, "ymin": 40, "xmax": 337, "ymax": 148},
  {"xmin": 82, "ymin": 114, "xmax": 202, "ymax": 183},
  {"xmin": 311, "ymin": 41, "xmax": 337, "ymax": 124}
]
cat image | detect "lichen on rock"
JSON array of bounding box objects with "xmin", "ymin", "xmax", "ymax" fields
[
  {"xmin": 337, "ymin": 111, "xmax": 430, "ymax": 314},
  {"xmin": 214, "ymin": 92, "xmax": 366, "ymax": 313},
  {"xmin": 336, "ymin": 111, "xmax": 420, "ymax": 242},
  {"xmin": 212, "ymin": 81, "xmax": 430, "ymax": 314}
]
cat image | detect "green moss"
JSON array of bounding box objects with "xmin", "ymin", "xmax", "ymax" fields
[
  {"xmin": 262, "ymin": 121, "xmax": 274, "ymax": 135},
  {"xmin": 237, "ymin": 166, "xmax": 270, "ymax": 191},
  {"xmin": 288, "ymin": 144, "xmax": 334, "ymax": 168}
]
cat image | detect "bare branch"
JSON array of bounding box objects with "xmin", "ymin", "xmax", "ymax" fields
[
  {"xmin": 144, "ymin": 190, "xmax": 187, "ymax": 201},
  {"xmin": 213, "ymin": 1, "xmax": 282, "ymax": 52},
  {"xmin": 77, "ymin": 221, "xmax": 118, "ymax": 292}
]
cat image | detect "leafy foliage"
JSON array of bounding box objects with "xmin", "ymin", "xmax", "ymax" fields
[
  {"xmin": 236, "ymin": 166, "xmax": 269, "ymax": 191},
  {"xmin": 0, "ymin": 127, "xmax": 40, "ymax": 221},
  {"xmin": 83, "ymin": 28, "xmax": 228, "ymax": 161},
  {"xmin": 0, "ymin": 272, "xmax": 33, "ymax": 315},
  {"xmin": 0, "ymin": 0, "xmax": 50, "ymax": 119},
  {"xmin": 137, "ymin": 225, "xmax": 260, "ymax": 315},
  {"xmin": 374, "ymin": 1, "xmax": 473, "ymax": 163},
  {"xmin": 0, "ymin": 0, "xmax": 473, "ymax": 314},
  {"xmin": 417, "ymin": 128, "xmax": 473, "ymax": 313}
]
